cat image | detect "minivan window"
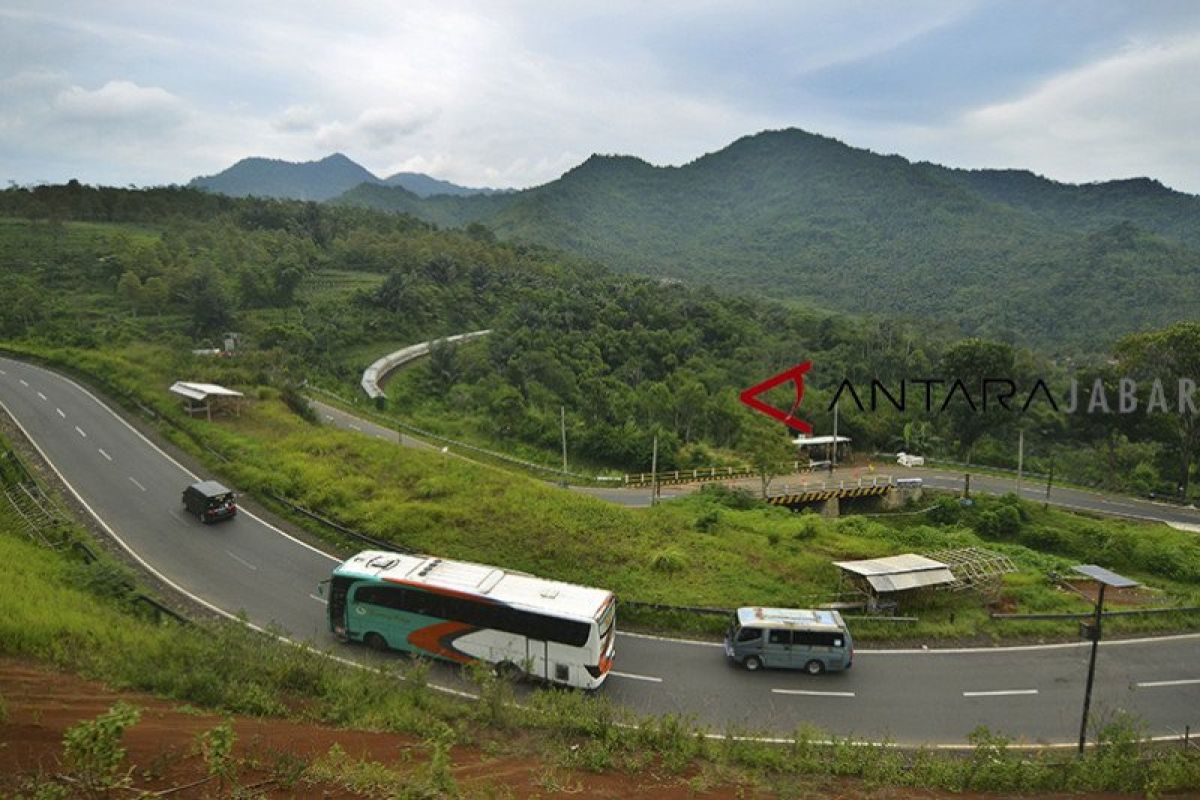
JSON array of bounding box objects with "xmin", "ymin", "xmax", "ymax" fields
[
  {"xmin": 768, "ymin": 629, "xmax": 790, "ymax": 645},
  {"xmin": 795, "ymin": 631, "xmax": 844, "ymax": 647},
  {"xmin": 736, "ymin": 626, "xmax": 761, "ymax": 642}
]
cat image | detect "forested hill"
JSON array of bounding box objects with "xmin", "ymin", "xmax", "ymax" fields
[
  {"xmin": 335, "ymin": 128, "xmax": 1200, "ymax": 353},
  {"xmin": 190, "ymin": 154, "xmax": 505, "ymax": 201}
]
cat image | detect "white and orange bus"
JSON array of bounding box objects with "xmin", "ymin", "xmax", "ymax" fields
[{"xmin": 325, "ymin": 550, "xmax": 616, "ymax": 690}]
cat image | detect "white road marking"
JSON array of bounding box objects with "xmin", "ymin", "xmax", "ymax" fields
[
  {"xmin": 323, "ymin": 415, "xmax": 334, "ymax": 422},
  {"xmin": 9, "ymin": 361, "xmax": 339, "ymax": 564},
  {"xmin": 74, "ymin": 425, "xmax": 87, "ymax": 438},
  {"xmin": 37, "ymin": 391, "xmax": 47, "ymax": 400},
  {"xmin": 349, "ymin": 424, "xmax": 362, "ymax": 431},
  {"xmin": 19, "ymin": 379, "xmax": 29, "ymax": 386},
  {"xmin": 225, "ymin": 550, "xmax": 258, "ymax": 571},
  {"xmin": 772, "ymin": 688, "xmax": 856, "ymax": 697},
  {"xmin": 610, "ymin": 671, "xmax": 663, "ymax": 683},
  {"xmin": 56, "ymin": 408, "xmax": 65, "ymax": 418},
  {"xmin": 309, "ymin": 594, "xmax": 328, "ymax": 605},
  {"xmin": 963, "ymin": 689, "xmax": 1039, "ymax": 697},
  {"xmin": 98, "ymin": 448, "xmax": 112, "ymax": 462},
  {"xmin": 1136, "ymin": 679, "xmax": 1200, "ymax": 688},
  {"xmin": 128, "ymin": 476, "xmax": 147, "ymax": 492},
  {"xmin": 0, "ymin": 368, "xmax": 5, "ymax": 374}
]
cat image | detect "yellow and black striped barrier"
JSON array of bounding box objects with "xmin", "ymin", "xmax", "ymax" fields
[{"xmin": 766, "ymin": 484, "xmax": 890, "ymax": 507}]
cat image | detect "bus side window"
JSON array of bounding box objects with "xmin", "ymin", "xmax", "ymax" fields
[{"xmin": 768, "ymin": 630, "xmax": 790, "ymax": 645}]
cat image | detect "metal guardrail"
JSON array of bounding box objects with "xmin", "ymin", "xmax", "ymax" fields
[
  {"xmin": 265, "ymin": 490, "xmax": 414, "ymax": 554},
  {"xmin": 305, "ymin": 386, "xmax": 598, "ymax": 482},
  {"xmin": 992, "ymin": 607, "xmax": 1200, "ymax": 621}
]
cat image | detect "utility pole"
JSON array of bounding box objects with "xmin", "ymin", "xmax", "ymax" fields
[
  {"xmin": 650, "ymin": 434, "xmax": 659, "ymax": 506},
  {"xmin": 832, "ymin": 401, "xmax": 839, "ymax": 469},
  {"xmin": 559, "ymin": 406, "xmax": 568, "ymax": 487},
  {"xmin": 1017, "ymin": 428, "xmax": 1024, "ymax": 490},
  {"xmin": 1044, "ymin": 457, "xmax": 1054, "ymax": 509}
]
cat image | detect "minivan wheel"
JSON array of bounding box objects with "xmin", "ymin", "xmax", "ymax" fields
[
  {"xmin": 804, "ymin": 659, "xmax": 825, "ymax": 675},
  {"xmin": 364, "ymin": 633, "xmax": 388, "ymax": 652},
  {"xmin": 743, "ymin": 655, "xmax": 763, "ymax": 671}
]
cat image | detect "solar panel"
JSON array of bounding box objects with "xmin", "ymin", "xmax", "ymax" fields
[{"xmin": 1073, "ymin": 564, "xmax": 1139, "ymax": 588}]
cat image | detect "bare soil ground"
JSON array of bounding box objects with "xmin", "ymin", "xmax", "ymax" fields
[{"xmin": 1, "ymin": 659, "xmax": 1170, "ymax": 799}]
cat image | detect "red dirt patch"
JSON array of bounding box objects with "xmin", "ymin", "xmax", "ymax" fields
[
  {"xmin": 0, "ymin": 658, "xmax": 1166, "ymax": 799},
  {"xmin": 1062, "ymin": 579, "xmax": 1161, "ymax": 607}
]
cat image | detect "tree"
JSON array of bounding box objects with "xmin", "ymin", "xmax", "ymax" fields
[
  {"xmin": 116, "ymin": 270, "xmax": 143, "ymax": 315},
  {"xmin": 1115, "ymin": 322, "xmax": 1200, "ymax": 498},
  {"xmin": 939, "ymin": 338, "xmax": 1015, "ymax": 463},
  {"xmin": 739, "ymin": 416, "xmax": 795, "ymax": 498}
]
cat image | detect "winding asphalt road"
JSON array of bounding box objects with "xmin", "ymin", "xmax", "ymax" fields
[{"xmin": 2, "ymin": 355, "xmax": 1198, "ymax": 746}]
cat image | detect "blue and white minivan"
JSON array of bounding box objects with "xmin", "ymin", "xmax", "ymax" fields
[{"xmin": 724, "ymin": 607, "xmax": 853, "ymax": 674}]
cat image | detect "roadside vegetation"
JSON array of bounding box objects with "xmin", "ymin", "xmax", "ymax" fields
[
  {"xmin": 4, "ymin": 348, "xmax": 1199, "ymax": 644},
  {"xmin": 2, "ymin": 491, "xmax": 1199, "ymax": 798}
]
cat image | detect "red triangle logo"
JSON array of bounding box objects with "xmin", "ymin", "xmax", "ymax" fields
[{"xmin": 739, "ymin": 361, "xmax": 813, "ymax": 434}]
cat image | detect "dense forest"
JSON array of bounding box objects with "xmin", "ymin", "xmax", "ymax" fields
[
  {"xmin": 333, "ymin": 128, "xmax": 1200, "ymax": 353},
  {"xmin": 1, "ymin": 182, "xmax": 1196, "ymax": 499}
]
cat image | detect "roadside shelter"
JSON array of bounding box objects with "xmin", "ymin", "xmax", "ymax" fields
[{"xmin": 169, "ymin": 381, "xmax": 243, "ymax": 422}]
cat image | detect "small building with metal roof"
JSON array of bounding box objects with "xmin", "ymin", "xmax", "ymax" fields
[{"xmin": 169, "ymin": 381, "xmax": 243, "ymax": 421}]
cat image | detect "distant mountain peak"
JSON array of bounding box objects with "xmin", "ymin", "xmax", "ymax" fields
[{"xmin": 190, "ymin": 154, "xmax": 504, "ymax": 201}]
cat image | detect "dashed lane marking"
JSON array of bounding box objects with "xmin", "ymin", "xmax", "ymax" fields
[
  {"xmin": 225, "ymin": 550, "xmax": 258, "ymax": 571},
  {"xmin": 1136, "ymin": 679, "xmax": 1200, "ymax": 688},
  {"xmin": 610, "ymin": 671, "xmax": 663, "ymax": 683}
]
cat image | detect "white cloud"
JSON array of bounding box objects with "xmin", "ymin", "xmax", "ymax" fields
[
  {"xmin": 53, "ymin": 80, "xmax": 187, "ymax": 128},
  {"xmin": 314, "ymin": 106, "xmax": 439, "ymax": 151},
  {"xmin": 271, "ymin": 104, "xmax": 321, "ymax": 134},
  {"xmin": 882, "ymin": 37, "xmax": 1200, "ymax": 192}
]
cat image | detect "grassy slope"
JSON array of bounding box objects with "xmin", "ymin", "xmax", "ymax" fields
[
  {"xmin": 6, "ymin": 490, "xmax": 1200, "ymax": 795},
  {"xmin": 7, "ymin": 342, "xmax": 1199, "ymax": 643}
]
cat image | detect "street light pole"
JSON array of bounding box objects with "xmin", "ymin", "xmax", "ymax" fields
[
  {"xmin": 1072, "ymin": 564, "xmax": 1138, "ymax": 756},
  {"xmin": 1078, "ymin": 581, "xmax": 1105, "ymax": 754}
]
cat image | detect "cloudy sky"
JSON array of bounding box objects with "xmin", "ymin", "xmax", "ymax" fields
[{"xmin": 2, "ymin": 1, "xmax": 1198, "ymax": 192}]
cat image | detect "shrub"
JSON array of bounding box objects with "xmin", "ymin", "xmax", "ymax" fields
[
  {"xmin": 696, "ymin": 483, "xmax": 759, "ymax": 510},
  {"xmin": 693, "ymin": 509, "xmax": 721, "ymax": 533},
  {"xmin": 976, "ymin": 505, "xmax": 1022, "ymax": 538},
  {"xmin": 61, "ymin": 702, "xmax": 142, "ymax": 797},
  {"xmin": 650, "ymin": 548, "xmax": 686, "ymax": 573}
]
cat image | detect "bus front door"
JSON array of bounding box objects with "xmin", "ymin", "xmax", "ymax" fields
[{"xmin": 525, "ymin": 638, "xmax": 549, "ymax": 680}]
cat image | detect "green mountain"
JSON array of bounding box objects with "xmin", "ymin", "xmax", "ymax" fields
[
  {"xmin": 190, "ymin": 154, "xmax": 504, "ymax": 201},
  {"xmin": 938, "ymin": 169, "xmax": 1200, "ymax": 250},
  {"xmin": 382, "ymin": 172, "xmax": 509, "ymax": 197},
  {"xmin": 334, "ymin": 128, "xmax": 1200, "ymax": 352},
  {"xmin": 190, "ymin": 153, "xmax": 379, "ymax": 201}
]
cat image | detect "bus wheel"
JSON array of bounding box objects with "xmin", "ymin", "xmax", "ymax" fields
[
  {"xmin": 364, "ymin": 633, "xmax": 388, "ymax": 652},
  {"xmin": 743, "ymin": 656, "xmax": 763, "ymax": 671},
  {"xmin": 804, "ymin": 659, "xmax": 825, "ymax": 675}
]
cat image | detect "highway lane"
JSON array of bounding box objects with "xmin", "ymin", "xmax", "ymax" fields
[{"xmin": 2, "ymin": 355, "xmax": 1198, "ymax": 745}]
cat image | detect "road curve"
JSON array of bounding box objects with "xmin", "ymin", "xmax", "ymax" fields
[{"xmin": 2, "ymin": 355, "xmax": 1198, "ymax": 746}]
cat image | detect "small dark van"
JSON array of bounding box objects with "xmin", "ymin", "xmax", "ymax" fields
[{"xmin": 183, "ymin": 480, "xmax": 237, "ymax": 523}]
